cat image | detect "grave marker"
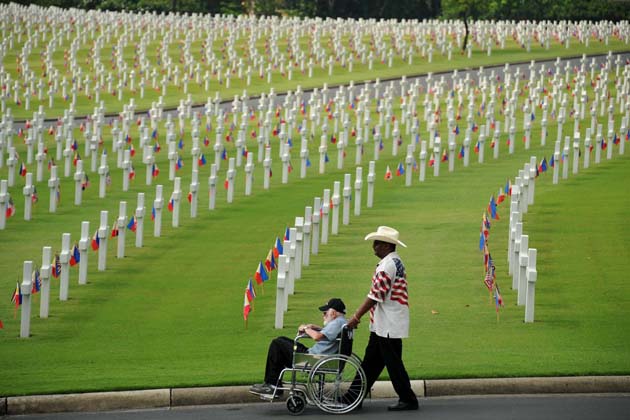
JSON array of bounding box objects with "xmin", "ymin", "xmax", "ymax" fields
[
  {"xmin": 20, "ymin": 261, "xmax": 33, "ymax": 338},
  {"xmin": 367, "ymin": 161, "xmax": 375, "ymax": 207},
  {"xmin": 294, "ymin": 218, "xmax": 304, "ymax": 280},
  {"xmin": 524, "ymin": 248, "xmax": 538, "ymax": 323},
  {"xmin": 312, "ymin": 197, "xmax": 321, "ymax": 256},
  {"xmin": 275, "ymin": 254, "xmax": 288, "ymax": 329},
  {"xmin": 59, "ymin": 233, "xmax": 71, "ymax": 301},
  {"xmin": 208, "ymin": 164, "xmax": 217, "ymax": 210},
  {"xmin": 153, "ymin": 185, "xmax": 164, "ymax": 237},
  {"xmin": 342, "ymin": 173, "xmax": 351, "ymax": 225},
  {"xmin": 286, "ymin": 235, "xmax": 295, "ymax": 296},
  {"xmin": 22, "ymin": 172, "xmax": 34, "ymax": 220},
  {"xmin": 78, "ymin": 221, "xmax": 89, "ymax": 284},
  {"xmin": 244, "ymin": 152, "xmax": 254, "ymax": 196},
  {"xmin": 331, "ymin": 181, "xmax": 341, "ymax": 235},
  {"xmin": 6, "ymin": 146, "xmax": 17, "ymax": 186},
  {"xmin": 135, "ymin": 193, "xmax": 145, "ymax": 247},
  {"xmin": 226, "ymin": 157, "xmax": 236, "ymax": 203},
  {"xmin": 40, "ymin": 246, "xmax": 51, "ymax": 318},
  {"xmin": 303, "ymin": 207, "xmax": 312, "ymax": 266},
  {"xmin": 74, "ymin": 159, "xmax": 85, "ymax": 205},
  {"xmin": 517, "ymin": 234, "xmax": 529, "ymax": 306},
  {"xmin": 171, "ymin": 177, "xmax": 182, "ymax": 227},
  {"xmin": 263, "ymin": 146, "xmax": 272, "ymax": 190},
  {"xmin": 116, "ymin": 201, "xmax": 127, "ymax": 259},
  {"xmin": 354, "ymin": 167, "xmax": 363, "ymax": 216}
]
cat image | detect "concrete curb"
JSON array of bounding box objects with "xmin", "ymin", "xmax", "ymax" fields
[
  {"xmin": 372, "ymin": 380, "xmax": 426, "ymax": 398},
  {"xmin": 171, "ymin": 386, "xmax": 261, "ymax": 406},
  {"xmin": 424, "ymin": 376, "xmax": 630, "ymax": 396},
  {"xmin": 4, "ymin": 377, "xmax": 630, "ymax": 415},
  {"xmin": 6, "ymin": 389, "xmax": 170, "ymax": 416}
]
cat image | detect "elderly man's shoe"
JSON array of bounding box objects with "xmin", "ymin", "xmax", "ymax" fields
[
  {"xmin": 249, "ymin": 383, "xmax": 283, "ymax": 398},
  {"xmin": 387, "ymin": 400, "xmax": 419, "ymax": 411}
]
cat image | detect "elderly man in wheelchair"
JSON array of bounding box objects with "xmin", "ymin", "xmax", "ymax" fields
[{"xmin": 249, "ymin": 298, "xmax": 366, "ymax": 415}]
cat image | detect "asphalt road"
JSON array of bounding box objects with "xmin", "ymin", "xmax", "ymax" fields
[{"xmin": 8, "ymin": 394, "xmax": 630, "ymax": 420}]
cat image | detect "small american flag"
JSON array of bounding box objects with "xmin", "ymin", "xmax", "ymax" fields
[{"xmin": 484, "ymin": 257, "xmax": 495, "ymax": 291}]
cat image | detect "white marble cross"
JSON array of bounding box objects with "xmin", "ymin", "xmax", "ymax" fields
[
  {"xmin": 354, "ymin": 167, "xmax": 363, "ymax": 216},
  {"xmin": 244, "ymin": 152, "xmax": 254, "ymax": 196},
  {"xmin": 78, "ymin": 221, "xmax": 89, "ymax": 285},
  {"xmin": 274, "ymin": 254, "xmax": 289, "ymax": 329},
  {"xmin": 74, "ymin": 159, "xmax": 85, "ymax": 205},
  {"xmin": 134, "ymin": 193, "xmax": 145, "ymax": 248},
  {"xmin": 226, "ymin": 157, "xmax": 236, "ymax": 203},
  {"xmin": 302, "ymin": 206, "xmax": 312, "ymax": 265},
  {"xmin": 6, "ymin": 146, "xmax": 17, "ymax": 187},
  {"xmin": 97, "ymin": 152, "xmax": 109, "ymax": 198},
  {"xmin": 311, "ymin": 197, "xmax": 321, "ymax": 256},
  {"xmin": 97, "ymin": 210, "xmax": 109, "ymax": 271},
  {"xmin": 171, "ymin": 177, "xmax": 182, "ymax": 228},
  {"xmin": 342, "ymin": 173, "xmax": 351, "ymax": 226},
  {"xmin": 189, "ymin": 170, "xmax": 199, "ymax": 218},
  {"xmin": 39, "ymin": 246, "xmax": 52, "ymax": 318},
  {"xmin": 524, "ymin": 248, "xmax": 538, "ymax": 323},
  {"xmin": 116, "ymin": 201, "xmax": 127, "ymax": 259},
  {"xmin": 20, "ymin": 261, "xmax": 33, "ymax": 338},
  {"xmin": 294, "ymin": 218, "xmax": 304, "ymax": 280},
  {"xmin": 405, "ymin": 145, "xmax": 414, "ymax": 186},
  {"xmin": 35, "ymin": 141, "xmax": 46, "ymax": 182}
]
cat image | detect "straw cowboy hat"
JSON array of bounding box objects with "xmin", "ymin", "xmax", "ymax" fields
[{"xmin": 364, "ymin": 226, "xmax": 407, "ymax": 248}]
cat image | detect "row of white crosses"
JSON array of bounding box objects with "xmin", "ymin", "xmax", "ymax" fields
[
  {"xmin": 1, "ymin": 2, "xmax": 629, "ymax": 116},
  {"xmin": 1, "ymin": 51, "xmax": 629, "ymax": 232},
  {"xmin": 505, "ymin": 98, "xmax": 628, "ymax": 325},
  {"xmin": 16, "ymin": 188, "xmax": 151, "ymax": 338},
  {"xmin": 274, "ymin": 162, "xmax": 377, "ymax": 329},
  {"xmin": 507, "ymin": 157, "xmax": 539, "ymax": 323}
]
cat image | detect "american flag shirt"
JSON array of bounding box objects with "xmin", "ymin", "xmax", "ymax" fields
[{"xmin": 367, "ymin": 251, "xmax": 410, "ymax": 338}]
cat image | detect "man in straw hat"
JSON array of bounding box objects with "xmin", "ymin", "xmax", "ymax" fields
[{"xmin": 346, "ymin": 226, "xmax": 418, "ymax": 411}]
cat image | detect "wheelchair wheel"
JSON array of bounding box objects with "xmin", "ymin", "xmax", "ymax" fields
[
  {"xmin": 307, "ymin": 354, "xmax": 366, "ymax": 414},
  {"xmin": 286, "ymin": 394, "xmax": 306, "ymax": 416}
]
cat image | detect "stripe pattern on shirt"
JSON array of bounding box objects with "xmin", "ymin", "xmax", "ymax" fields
[{"xmin": 369, "ymin": 257, "xmax": 409, "ymax": 323}]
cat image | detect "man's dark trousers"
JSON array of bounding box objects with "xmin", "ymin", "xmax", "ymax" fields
[
  {"xmin": 264, "ymin": 336, "xmax": 308, "ymax": 385},
  {"xmin": 359, "ymin": 331, "xmax": 417, "ymax": 403}
]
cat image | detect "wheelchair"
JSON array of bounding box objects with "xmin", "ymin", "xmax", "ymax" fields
[{"xmin": 260, "ymin": 325, "xmax": 367, "ymax": 415}]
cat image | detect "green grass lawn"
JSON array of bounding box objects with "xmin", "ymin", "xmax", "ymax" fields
[{"xmin": 0, "ymin": 126, "xmax": 628, "ymax": 396}]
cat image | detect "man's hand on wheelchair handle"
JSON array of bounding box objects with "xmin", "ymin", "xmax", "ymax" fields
[{"xmin": 346, "ymin": 316, "xmax": 360, "ymax": 329}]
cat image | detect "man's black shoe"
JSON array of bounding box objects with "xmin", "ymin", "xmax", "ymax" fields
[{"xmin": 387, "ymin": 400, "xmax": 419, "ymax": 411}]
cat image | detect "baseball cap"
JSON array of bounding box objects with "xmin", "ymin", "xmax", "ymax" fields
[{"xmin": 318, "ymin": 298, "xmax": 346, "ymax": 314}]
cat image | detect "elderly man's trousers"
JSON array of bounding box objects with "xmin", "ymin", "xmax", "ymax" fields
[{"xmin": 264, "ymin": 336, "xmax": 308, "ymax": 385}]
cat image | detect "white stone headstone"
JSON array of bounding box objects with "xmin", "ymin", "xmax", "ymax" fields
[
  {"xmin": 135, "ymin": 193, "xmax": 145, "ymax": 248},
  {"xmin": 20, "ymin": 261, "xmax": 33, "ymax": 338},
  {"xmin": 59, "ymin": 233, "xmax": 71, "ymax": 301},
  {"xmin": 153, "ymin": 184, "xmax": 164, "ymax": 237},
  {"xmin": 171, "ymin": 177, "xmax": 182, "ymax": 227},
  {"xmin": 97, "ymin": 210, "xmax": 109, "ymax": 271},
  {"xmin": 40, "ymin": 246, "xmax": 52, "ymax": 318}
]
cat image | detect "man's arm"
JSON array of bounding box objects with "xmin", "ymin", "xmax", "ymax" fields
[
  {"xmin": 346, "ymin": 297, "xmax": 377, "ymax": 329},
  {"xmin": 298, "ymin": 323, "xmax": 324, "ymax": 341}
]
